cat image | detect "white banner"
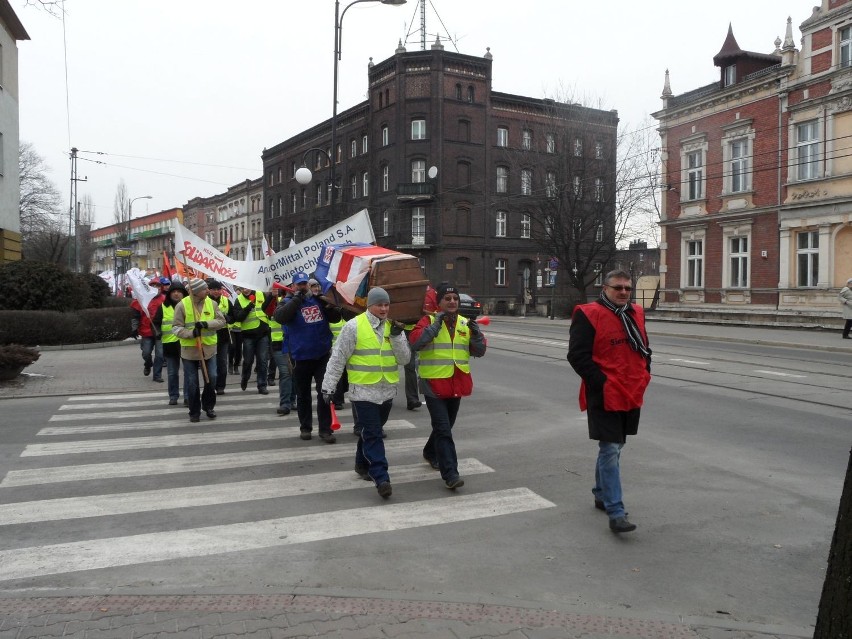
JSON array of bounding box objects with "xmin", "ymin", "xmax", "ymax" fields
[
  {"xmin": 173, "ymin": 209, "xmax": 375, "ymax": 292},
  {"xmin": 126, "ymin": 267, "xmax": 160, "ymax": 318}
]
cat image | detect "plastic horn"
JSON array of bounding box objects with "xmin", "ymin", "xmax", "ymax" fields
[
  {"xmin": 476, "ymin": 315, "xmax": 491, "ymax": 326},
  {"xmin": 329, "ymin": 403, "xmax": 341, "ymax": 431}
]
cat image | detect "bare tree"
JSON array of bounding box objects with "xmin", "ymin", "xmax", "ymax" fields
[
  {"xmin": 18, "ymin": 142, "xmax": 69, "ymax": 263},
  {"xmin": 113, "ymin": 179, "xmax": 131, "ymax": 244},
  {"xmin": 77, "ymin": 194, "xmax": 96, "ymax": 272}
]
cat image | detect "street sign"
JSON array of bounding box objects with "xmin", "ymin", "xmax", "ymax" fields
[
  {"xmin": 548, "ymin": 257, "xmax": 559, "ymax": 270},
  {"xmin": 115, "ymin": 249, "xmax": 132, "ymax": 258}
]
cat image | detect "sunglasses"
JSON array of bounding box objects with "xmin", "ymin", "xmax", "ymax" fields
[{"xmin": 605, "ymin": 285, "xmax": 633, "ymax": 292}]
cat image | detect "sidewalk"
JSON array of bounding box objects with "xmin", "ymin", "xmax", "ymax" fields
[{"xmin": 0, "ymin": 325, "xmax": 821, "ymax": 638}]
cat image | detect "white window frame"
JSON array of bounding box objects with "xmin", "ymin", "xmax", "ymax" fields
[
  {"xmin": 797, "ymin": 230, "xmax": 819, "ymax": 287},
  {"xmin": 362, "ymin": 134, "xmax": 368, "ymax": 154},
  {"xmin": 572, "ymin": 176, "xmax": 582, "ymax": 198},
  {"xmin": 495, "ymin": 210, "xmax": 507, "ymax": 237},
  {"xmin": 594, "ymin": 177, "xmax": 603, "ymax": 202},
  {"xmin": 350, "ymin": 175, "xmax": 357, "ymax": 199},
  {"xmin": 382, "ymin": 126, "xmax": 389, "ymax": 146},
  {"xmin": 841, "ymin": 26, "xmax": 852, "ymax": 68},
  {"xmin": 411, "ymin": 159, "xmax": 426, "ymax": 183},
  {"xmin": 795, "ymin": 120, "xmax": 820, "ymax": 181},
  {"xmin": 574, "ymin": 138, "xmax": 582, "ymax": 157},
  {"xmin": 594, "ymin": 263, "xmax": 604, "ymax": 286},
  {"xmin": 497, "ymin": 127, "xmax": 508, "ymax": 147},
  {"xmin": 522, "ymin": 129, "xmax": 532, "ymax": 150},
  {"xmin": 362, "ymin": 172, "xmax": 369, "ymax": 197},
  {"xmin": 315, "ymin": 183, "xmax": 323, "ymax": 207},
  {"xmin": 595, "ymin": 222, "xmax": 604, "ymax": 242},
  {"xmin": 382, "ymin": 209, "xmax": 390, "ymax": 236},
  {"xmin": 412, "ymin": 207, "xmax": 425, "ymax": 244},
  {"xmin": 495, "ymin": 259, "xmax": 507, "ymax": 286},
  {"xmin": 327, "ymin": 182, "xmax": 333, "ymax": 205},
  {"xmin": 595, "ymin": 141, "xmax": 603, "ymax": 159},
  {"xmin": 521, "ymin": 169, "xmax": 532, "ymax": 195},
  {"xmin": 411, "ymin": 119, "xmax": 426, "ymax": 140},
  {"xmin": 545, "ymin": 133, "xmax": 556, "ymax": 154},
  {"xmin": 350, "ymin": 139, "xmax": 357, "ymax": 158},
  {"xmin": 496, "ymin": 166, "xmax": 508, "ymax": 193},
  {"xmin": 724, "ymin": 64, "xmax": 736, "ymax": 86},
  {"xmin": 679, "ymin": 136, "xmax": 708, "ymax": 203},
  {"xmin": 545, "ymin": 171, "xmax": 557, "ymax": 198},
  {"xmin": 723, "ymin": 231, "xmax": 751, "ymax": 289},
  {"xmin": 685, "ymin": 238, "xmax": 704, "ymax": 288},
  {"xmin": 521, "ymin": 213, "xmax": 531, "ymax": 239},
  {"xmin": 382, "ymin": 165, "xmax": 389, "ymax": 192}
]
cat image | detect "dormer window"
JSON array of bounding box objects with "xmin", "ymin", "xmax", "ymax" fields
[
  {"xmin": 724, "ymin": 64, "xmax": 736, "ymax": 86},
  {"xmin": 841, "ymin": 26, "xmax": 852, "ymax": 68}
]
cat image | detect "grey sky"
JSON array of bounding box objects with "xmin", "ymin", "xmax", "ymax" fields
[{"xmin": 16, "ymin": 0, "xmax": 806, "ymax": 230}]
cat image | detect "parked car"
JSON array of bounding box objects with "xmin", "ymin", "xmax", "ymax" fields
[{"xmin": 458, "ymin": 293, "xmax": 482, "ymax": 320}]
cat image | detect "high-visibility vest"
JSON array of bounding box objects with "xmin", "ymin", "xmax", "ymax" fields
[
  {"xmin": 215, "ymin": 294, "xmax": 230, "ymax": 321},
  {"xmin": 418, "ymin": 315, "xmax": 471, "ymax": 378},
  {"xmin": 329, "ymin": 319, "xmax": 346, "ymax": 346},
  {"xmin": 161, "ymin": 305, "xmax": 178, "ymax": 344},
  {"xmin": 179, "ymin": 296, "xmax": 218, "ymax": 347},
  {"xmin": 269, "ymin": 317, "xmax": 283, "ymax": 343},
  {"xmin": 237, "ymin": 292, "xmax": 268, "ymax": 331},
  {"xmin": 346, "ymin": 314, "xmax": 400, "ymax": 384}
]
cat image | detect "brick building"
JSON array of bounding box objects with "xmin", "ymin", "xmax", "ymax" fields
[
  {"xmin": 90, "ymin": 208, "xmax": 182, "ymax": 278},
  {"xmin": 262, "ymin": 40, "xmax": 618, "ymax": 314},
  {"xmin": 655, "ymin": 0, "xmax": 852, "ymax": 319}
]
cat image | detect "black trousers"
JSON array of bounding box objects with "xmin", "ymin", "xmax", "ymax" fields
[{"xmin": 293, "ymin": 353, "xmax": 332, "ymax": 434}]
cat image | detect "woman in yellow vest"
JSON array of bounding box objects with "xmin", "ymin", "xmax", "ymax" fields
[
  {"xmin": 321, "ymin": 287, "xmax": 410, "ymax": 499},
  {"xmin": 153, "ymin": 281, "xmax": 189, "ymax": 406},
  {"xmin": 409, "ymin": 283, "xmax": 487, "ymax": 489}
]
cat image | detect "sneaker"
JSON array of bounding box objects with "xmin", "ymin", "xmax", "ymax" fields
[
  {"xmin": 407, "ymin": 401, "xmax": 422, "ymax": 410},
  {"xmin": 153, "ymin": 377, "xmax": 164, "ymax": 383},
  {"xmin": 258, "ymin": 387, "xmax": 269, "ymax": 395},
  {"xmin": 299, "ymin": 431, "xmax": 312, "ymax": 440},
  {"xmin": 334, "ymin": 401, "xmax": 344, "ymax": 410},
  {"xmin": 319, "ymin": 432, "xmax": 336, "ymax": 444},
  {"xmin": 445, "ymin": 477, "xmax": 465, "ymax": 490},
  {"xmin": 189, "ymin": 415, "xmax": 200, "ymax": 423},
  {"xmin": 168, "ymin": 398, "xmax": 178, "ymax": 406},
  {"xmin": 143, "ymin": 364, "xmax": 151, "ymax": 376},
  {"xmin": 183, "ymin": 399, "xmax": 189, "ymax": 406},
  {"xmin": 354, "ymin": 465, "xmax": 370, "ymax": 480},
  {"xmin": 205, "ymin": 410, "xmax": 217, "ymax": 419},
  {"xmin": 276, "ymin": 407, "xmax": 291, "ymax": 416},
  {"xmin": 215, "ymin": 389, "xmax": 225, "ymax": 395},
  {"xmin": 609, "ymin": 517, "xmax": 637, "ymax": 533},
  {"xmin": 377, "ymin": 481, "xmax": 392, "ymax": 498},
  {"xmin": 240, "ymin": 379, "xmax": 248, "ymax": 391},
  {"xmin": 424, "ymin": 457, "xmax": 439, "ymax": 470}
]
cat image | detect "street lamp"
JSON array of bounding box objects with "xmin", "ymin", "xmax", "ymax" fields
[
  {"xmin": 295, "ymin": 0, "xmax": 406, "ymax": 219},
  {"xmin": 115, "ymin": 195, "xmax": 151, "ymax": 295}
]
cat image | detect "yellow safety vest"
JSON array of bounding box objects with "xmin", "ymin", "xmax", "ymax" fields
[
  {"xmin": 346, "ymin": 314, "xmax": 400, "ymax": 384},
  {"xmin": 237, "ymin": 292, "xmax": 268, "ymax": 331},
  {"xmin": 329, "ymin": 319, "xmax": 346, "ymax": 346},
  {"xmin": 269, "ymin": 318, "xmax": 283, "ymax": 343},
  {"xmin": 418, "ymin": 315, "xmax": 471, "ymax": 378},
  {"xmin": 161, "ymin": 305, "xmax": 178, "ymax": 344},
  {"xmin": 179, "ymin": 296, "xmax": 218, "ymax": 347}
]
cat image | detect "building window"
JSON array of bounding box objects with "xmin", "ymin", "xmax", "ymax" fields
[
  {"xmin": 497, "ymin": 127, "xmax": 508, "ymax": 147},
  {"xmin": 456, "ymin": 83, "xmax": 462, "ymax": 100},
  {"xmin": 277, "ymin": 167, "xmax": 283, "ymax": 183},
  {"xmin": 382, "ymin": 165, "xmax": 389, "ymax": 192},
  {"xmin": 522, "ymin": 129, "xmax": 532, "ymax": 150},
  {"xmin": 291, "ymin": 191, "xmax": 296, "ymax": 212},
  {"xmin": 315, "ymin": 184, "xmax": 322, "ymax": 207},
  {"xmin": 336, "ymin": 144, "xmax": 342, "ymax": 163},
  {"xmin": 411, "ymin": 159, "xmax": 426, "ymax": 183},
  {"xmin": 797, "ymin": 231, "xmax": 819, "ymax": 287},
  {"xmin": 729, "ymin": 236, "xmax": 749, "ymax": 288},
  {"xmin": 730, "ymin": 139, "xmax": 748, "ymax": 193},
  {"xmin": 350, "ymin": 139, "xmax": 357, "ymax": 158},
  {"xmin": 574, "ymin": 138, "xmax": 583, "ymax": 157},
  {"xmin": 496, "ymin": 166, "xmax": 508, "ymax": 193},
  {"xmin": 351, "ymin": 175, "xmax": 358, "ymax": 199},
  {"xmin": 545, "ymin": 171, "xmax": 557, "ymax": 198},
  {"xmin": 382, "ymin": 126, "xmax": 389, "ymax": 146},
  {"xmin": 573, "ymin": 176, "xmax": 582, "ymax": 197},
  {"xmin": 268, "ymin": 172, "xmax": 274, "ymax": 186},
  {"xmin": 327, "ymin": 181, "xmax": 333, "ymax": 205},
  {"xmin": 594, "ymin": 177, "xmax": 603, "ymax": 202},
  {"xmin": 687, "ymin": 150, "xmax": 704, "ymax": 200},
  {"xmin": 382, "ymin": 210, "xmax": 390, "ymax": 236},
  {"xmin": 411, "ymin": 119, "xmax": 426, "ymax": 140},
  {"xmin": 521, "ymin": 169, "xmax": 532, "ymax": 195},
  {"xmin": 595, "ymin": 222, "xmax": 604, "ymax": 242},
  {"xmin": 594, "ymin": 264, "xmax": 604, "ymax": 286},
  {"xmin": 412, "ymin": 207, "xmax": 425, "ymax": 244},
  {"xmin": 495, "ymin": 259, "xmax": 507, "ymax": 286},
  {"xmin": 458, "ymin": 119, "xmax": 470, "ymax": 142},
  {"xmin": 362, "ymin": 172, "xmax": 369, "ymax": 197},
  {"xmin": 796, "ymin": 121, "xmax": 819, "ymax": 181},
  {"xmin": 546, "ymin": 133, "xmax": 556, "ymax": 154},
  {"xmin": 301, "ymin": 189, "xmax": 307, "ymax": 208},
  {"xmin": 496, "ymin": 211, "xmax": 507, "ymax": 237},
  {"xmin": 467, "ymin": 86, "xmax": 474, "ymax": 103},
  {"xmin": 362, "ymin": 134, "xmax": 368, "ymax": 154},
  {"xmin": 842, "ymin": 26, "xmax": 852, "ymax": 68},
  {"xmin": 595, "ymin": 141, "xmax": 603, "ymax": 159},
  {"xmin": 521, "ymin": 213, "xmax": 531, "ymax": 238},
  {"xmin": 724, "ymin": 64, "xmax": 736, "ymax": 86},
  {"xmin": 686, "ymin": 240, "xmax": 703, "ymax": 287},
  {"xmin": 457, "ymin": 161, "xmax": 471, "ymax": 188}
]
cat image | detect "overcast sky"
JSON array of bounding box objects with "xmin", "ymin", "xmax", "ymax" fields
[{"xmin": 16, "ymin": 0, "xmax": 807, "ymax": 231}]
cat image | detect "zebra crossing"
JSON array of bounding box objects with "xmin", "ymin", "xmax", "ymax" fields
[{"xmin": 0, "ymin": 391, "xmax": 556, "ymax": 583}]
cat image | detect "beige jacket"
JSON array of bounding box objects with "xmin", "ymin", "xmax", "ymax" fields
[{"xmin": 173, "ymin": 295, "xmax": 227, "ymax": 360}]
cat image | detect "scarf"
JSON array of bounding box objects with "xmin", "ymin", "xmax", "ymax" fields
[{"xmin": 598, "ymin": 290, "xmax": 652, "ymax": 359}]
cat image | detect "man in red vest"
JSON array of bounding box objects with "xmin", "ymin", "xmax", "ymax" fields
[{"xmin": 568, "ymin": 269, "xmax": 651, "ymax": 534}]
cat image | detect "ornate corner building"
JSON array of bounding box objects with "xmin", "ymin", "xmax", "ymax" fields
[{"xmin": 654, "ymin": 0, "xmax": 852, "ymax": 321}]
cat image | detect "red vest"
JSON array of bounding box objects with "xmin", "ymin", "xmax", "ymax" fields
[{"xmin": 576, "ymin": 302, "xmax": 650, "ymax": 412}]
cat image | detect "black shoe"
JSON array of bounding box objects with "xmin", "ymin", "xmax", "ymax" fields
[
  {"xmin": 205, "ymin": 410, "xmax": 217, "ymax": 419},
  {"xmin": 445, "ymin": 477, "xmax": 465, "ymax": 490},
  {"xmin": 183, "ymin": 399, "xmax": 189, "ymax": 406},
  {"xmin": 299, "ymin": 431, "xmax": 312, "ymax": 440},
  {"xmin": 594, "ymin": 499, "xmax": 605, "ymax": 511},
  {"xmin": 168, "ymin": 398, "xmax": 178, "ymax": 406},
  {"xmin": 258, "ymin": 387, "xmax": 269, "ymax": 395},
  {"xmin": 609, "ymin": 517, "xmax": 637, "ymax": 533},
  {"xmin": 153, "ymin": 377, "xmax": 164, "ymax": 383},
  {"xmin": 277, "ymin": 407, "xmax": 291, "ymax": 416},
  {"xmin": 268, "ymin": 377, "xmax": 276, "ymax": 384},
  {"xmin": 240, "ymin": 379, "xmax": 248, "ymax": 391},
  {"xmin": 215, "ymin": 389, "xmax": 225, "ymax": 395},
  {"xmin": 377, "ymin": 482, "xmax": 392, "ymax": 498},
  {"xmin": 844, "ymin": 336, "xmax": 851, "ymax": 339},
  {"xmin": 381, "ymin": 429, "xmax": 387, "ymax": 439},
  {"xmin": 334, "ymin": 401, "xmax": 344, "ymax": 410},
  {"xmin": 143, "ymin": 364, "xmax": 151, "ymax": 376},
  {"xmin": 407, "ymin": 401, "xmax": 422, "ymax": 410},
  {"xmin": 232, "ymin": 365, "xmax": 240, "ymax": 374},
  {"xmin": 424, "ymin": 457, "xmax": 439, "ymax": 470},
  {"xmin": 354, "ymin": 465, "xmax": 370, "ymax": 480},
  {"xmin": 353, "ymin": 426, "xmax": 362, "ymax": 437},
  {"xmin": 189, "ymin": 415, "xmax": 200, "ymax": 423},
  {"xmin": 319, "ymin": 432, "xmax": 336, "ymax": 444}
]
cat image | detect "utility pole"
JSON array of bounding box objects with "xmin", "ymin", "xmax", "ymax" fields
[{"xmin": 67, "ymin": 147, "xmax": 87, "ymax": 272}]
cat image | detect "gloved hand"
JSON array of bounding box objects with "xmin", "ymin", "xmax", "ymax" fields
[
  {"xmin": 322, "ymin": 392, "xmax": 334, "ymax": 406},
  {"xmin": 433, "ymin": 312, "xmax": 446, "ymax": 325},
  {"xmin": 192, "ymin": 325, "xmax": 203, "ymax": 338},
  {"xmin": 130, "ymin": 329, "xmax": 139, "ymax": 339},
  {"xmin": 390, "ymin": 320, "xmax": 405, "ymax": 336},
  {"xmin": 467, "ymin": 318, "xmax": 480, "ymax": 334},
  {"xmin": 198, "ymin": 321, "xmax": 208, "ymax": 329}
]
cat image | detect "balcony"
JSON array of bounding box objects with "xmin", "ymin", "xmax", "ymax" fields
[{"xmin": 396, "ymin": 182, "xmax": 435, "ymax": 203}]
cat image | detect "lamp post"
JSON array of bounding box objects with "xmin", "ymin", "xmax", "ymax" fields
[
  {"xmin": 295, "ymin": 0, "xmax": 406, "ymax": 220},
  {"xmin": 118, "ymin": 195, "xmax": 151, "ymax": 294}
]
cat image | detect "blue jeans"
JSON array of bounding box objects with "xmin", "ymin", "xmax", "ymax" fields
[
  {"xmin": 593, "ymin": 441, "xmax": 626, "ymax": 519},
  {"xmin": 241, "ymin": 334, "xmax": 269, "ymax": 390},
  {"xmin": 183, "ymin": 356, "xmax": 217, "ymax": 417},
  {"xmin": 270, "ymin": 349, "xmax": 294, "ymax": 409},
  {"xmin": 353, "ymin": 400, "xmax": 393, "ymax": 485},
  {"xmin": 164, "ymin": 354, "xmax": 186, "ymax": 402},
  {"xmin": 140, "ymin": 337, "xmax": 163, "ymax": 379},
  {"xmin": 215, "ymin": 336, "xmax": 229, "ymax": 392},
  {"xmin": 423, "ymin": 396, "xmax": 461, "ymax": 481}
]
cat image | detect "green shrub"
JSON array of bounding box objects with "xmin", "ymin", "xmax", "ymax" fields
[
  {"xmin": 77, "ymin": 308, "xmax": 134, "ymax": 342},
  {"xmin": 0, "ymin": 308, "xmax": 133, "ymax": 345},
  {"xmin": 0, "ymin": 344, "xmax": 40, "ymax": 367},
  {"xmin": 76, "ymin": 273, "xmax": 111, "ymax": 308},
  {"xmin": 0, "ymin": 261, "xmax": 81, "ymax": 311}
]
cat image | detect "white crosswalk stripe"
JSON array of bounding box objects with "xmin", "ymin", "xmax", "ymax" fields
[{"xmin": 0, "ymin": 394, "xmax": 556, "ymax": 582}]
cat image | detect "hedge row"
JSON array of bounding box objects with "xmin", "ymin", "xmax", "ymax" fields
[{"xmin": 0, "ymin": 308, "xmax": 135, "ymax": 345}]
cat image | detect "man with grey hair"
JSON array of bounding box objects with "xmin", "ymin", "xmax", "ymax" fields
[{"xmin": 567, "ymin": 269, "xmax": 651, "ymax": 533}]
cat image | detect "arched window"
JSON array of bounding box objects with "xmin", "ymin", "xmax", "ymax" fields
[{"xmin": 467, "ymin": 85, "xmax": 474, "ymax": 103}]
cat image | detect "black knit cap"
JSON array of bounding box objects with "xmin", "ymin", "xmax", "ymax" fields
[
  {"xmin": 436, "ymin": 283, "xmax": 459, "ymax": 299},
  {"xmin": 205, "ymin": 278, "xmax": 223, "ymax": 290}
]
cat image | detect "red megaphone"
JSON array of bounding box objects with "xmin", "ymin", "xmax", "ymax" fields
[
  {"xmin": 476, "ymin": 315, "xmax": 491, "ymax": 326},
  {"xmin": 329, "ymin": 403, "xmax": 341, "ymax": 431}
]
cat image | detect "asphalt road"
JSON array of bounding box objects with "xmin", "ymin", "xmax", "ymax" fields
[{"xmin": 0, "ymin": 320, "xmax": 845, "ymax": 638}]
